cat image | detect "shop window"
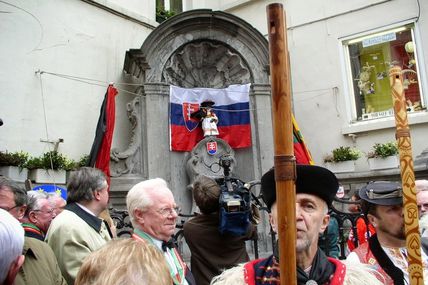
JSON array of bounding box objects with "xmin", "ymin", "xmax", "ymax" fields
[{"xmin": 343, "ymin": 24, "xmax": 425, "ymax": 122}]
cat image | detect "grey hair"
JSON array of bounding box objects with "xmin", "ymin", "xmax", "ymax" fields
[
  {"xmin": 0, "ymin": 209, "xmax": 24, "ymax": 284},
  {"xmin": 66, "ymin": 167, "xmax": 107, "ymax": 203},
  {"xmin": 126, "ymin": 178, "xmax": 170, "ymax": 229},
  {"xmin": 416, "ymin": 180, "xmax": 428, "ymax": 193},
  {"xmin": 47, "ymin": 192, "xmax": 66, "ymax": 205},
  {"xmin": 0, "ymin": 176, "xmax": 27, "ymax": 207},
  {"xmin": 26, "ymin": 190, "xmax": 49, "ymax": 215}
]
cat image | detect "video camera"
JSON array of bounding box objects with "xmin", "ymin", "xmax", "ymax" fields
[{"xmin": 216, "ymin": 155, "xmax": 251, "ymax": 236}]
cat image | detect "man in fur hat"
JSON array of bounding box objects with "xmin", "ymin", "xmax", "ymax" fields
[{"xmin": 211, "ymin": 165, "xmax": 383, "ymax": 285}]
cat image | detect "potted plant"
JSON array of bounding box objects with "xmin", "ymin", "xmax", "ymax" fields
[
  {"xmin": 324, "ymin": 146, "xmax": 362, "ymax": 173},
  {"xmin": 27, "ymin": 151, "xmax": 69, "ymax": 184},
  {"xmin": 367, "ymin": 142, "xmax": 399, "ymax": 170},
  {"xmin": 0, "ymin": 151, "xmax": 29, "ymax": 182}
]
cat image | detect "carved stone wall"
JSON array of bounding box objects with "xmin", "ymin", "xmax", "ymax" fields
[
  {"xmin": 119, "ymin": 9, "xmax": 274, "ymax": 254},
  {"xmin": 163, "ymin": 41, "xmax": 251, "ymax": 88}
]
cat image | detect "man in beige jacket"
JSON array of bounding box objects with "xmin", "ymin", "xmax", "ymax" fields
[{"xmin": 46, "ymin": 167, "xmax": 112, "ymax": 285}]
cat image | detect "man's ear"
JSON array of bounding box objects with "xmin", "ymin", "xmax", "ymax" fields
[
  {"xmin": 134, "ymin": 209, "xmax": 145, "ymax": 225},
  {"xmin": 94, "ymin": 190, "xmax": 102, "ymax": 201},
  {"xmin": 16, "ymin": 205, "xmax": 27, "ymax": 221},
  {"xmin": 269, "ymin": 203, "xmax": 278, "ymax": 233},
  {"xmin": 5, "ymin": 255, "xmax": 25, "ymax": 285},
  {"xmin": 367, "ymin": 214, "xmax": 377, "ymax": 227},
  {"xmin": 319, "ymin": 214, "xmax": 330, "ymax": 234},
  {"xmin": 28, "ymin": 211, "xmax": 38, "ymax": 224},
  {"xmin": 269, "ymin": 213, "xmax": 277, "ymax": 233}
]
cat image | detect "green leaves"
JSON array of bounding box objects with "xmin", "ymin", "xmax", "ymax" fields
[
  {"xmin": 324, "ymin": 146, "xmax": 362, "ymax": 163},
  {"xmin": 368, "ymin": 142, "xmax": 398, "ymax": 158},
  {"xmin": 26, "ymin": 151, "xmax": 69, "ymax": 170},
  {"xmin": 0, "ymin": 151, "xmax": 29, "ymax": 167}
]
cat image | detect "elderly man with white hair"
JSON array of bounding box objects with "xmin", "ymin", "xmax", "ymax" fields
[
  {"xmin": 416, "ymin": 180, "xmax": 428, "ymax": 238},
  {"xmin": 21, "ymin": 190, "xmax": 56, "ymax": 241},
  {"xmin": 0, "ymin": 209, "xmax": 25, "ymax": 285},
  {"xmin": 126, "ymin": 178, "xmax": 196, "ymax": 285},
  {"xmin": 416, "ymin": 180, "xmax": 428, "ymax": 217}
]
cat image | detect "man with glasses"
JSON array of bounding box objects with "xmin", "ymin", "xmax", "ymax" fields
[
  {"xmin": 416, "ymin": 180, "xmax": 428, "ymax": 238},
  {"xmin": 127, "ymin": 178, "xmax": 196, "ymax": 285},
  {"xmin": 0, "ymin": 177, "xmax": 27, "ymax": 219},
  {"xmin": 416, "ymin": 180, "xmax": 428, "ymax": 217},
  {"xmin": 347, "ymin": 181, "xmax": 428, "ymax": 284},
  {"xmin": 21, "ymin": 191, "xmax": 56, "ymax": 241},
  {"xmin": 0, "ymin": 176, "xmax": 67, "ymax": 285},
  {"xmin": 46, "ymin": 167, "xmax": 112, "ymax": 285}
]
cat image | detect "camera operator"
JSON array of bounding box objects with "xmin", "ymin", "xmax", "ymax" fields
[{"xmin": 183, "ymin": 175, "xmax": 257, "ymax": 285}]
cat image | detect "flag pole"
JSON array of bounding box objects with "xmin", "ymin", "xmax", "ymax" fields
[
  {"xmin": 389, "ymin": 65, "xmax": 424, "ymax": 285},
  {"xmin": 266, "ymin": 4, "xmax": 297, "ymax": 285}
]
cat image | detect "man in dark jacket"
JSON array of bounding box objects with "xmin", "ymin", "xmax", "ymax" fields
[{"xmin": 184, "ymin": 175, "xmax": 256, "ymax": 285}]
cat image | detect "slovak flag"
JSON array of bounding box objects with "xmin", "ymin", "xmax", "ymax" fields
[{"xmin": 170, "ymin": 84, "xmax": 251, "ymax": 151}]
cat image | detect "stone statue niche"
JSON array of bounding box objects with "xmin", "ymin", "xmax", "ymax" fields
[
  {"xmin": 185, "ymin": 136, "xmax": 237, "ymax": 213},
  {"xmin": 164, "ymin": 40, "xmax": 249, "ymax": 208},
  {"xmin": 186, "ymin": 136, "xmax": 236, "ymax": 183}
]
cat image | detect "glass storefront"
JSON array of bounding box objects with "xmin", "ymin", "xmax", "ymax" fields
[{"xmin": 344, "ymin": 24, "xmax": 424, "ymax": 122}]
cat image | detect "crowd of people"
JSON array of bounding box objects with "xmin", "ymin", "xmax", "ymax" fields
[{"xmin": 1, "ymin": 166, "xmax": 428, "ymax": 285}]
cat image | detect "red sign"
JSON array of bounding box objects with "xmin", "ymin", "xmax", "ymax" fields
[
  {"xmin": 182, "ymin": 102, "xmax": 200, "ymax": 132},
  {"xmin": 206, "ymin": 141, "xmax": 217, "ymax": 155}
]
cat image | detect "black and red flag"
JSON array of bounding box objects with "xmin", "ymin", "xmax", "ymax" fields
[{"xmin": 87, "ymin": 84, "xmax": 118, "ymax": 189}]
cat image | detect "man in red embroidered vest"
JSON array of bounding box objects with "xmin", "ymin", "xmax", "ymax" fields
[
  {"xmin": 211, "ymin": 165, "xmax": 383, "ymax": 285},
  {"xmin": 127, "ymin": 178, "xmax": 196, "ymax": 285},
  {"xmin": 347, "ymin": 181, "xmax": 428, "ymax": 284}
]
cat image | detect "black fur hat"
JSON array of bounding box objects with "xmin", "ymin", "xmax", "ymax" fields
[{"xmin": 261, "ymin": 164, "xmax": 339, "ymax": 210}]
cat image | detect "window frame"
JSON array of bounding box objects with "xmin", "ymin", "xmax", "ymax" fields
[{"xmin": 339, "ymin": 20, "xmax": 428, "ymax": 134}]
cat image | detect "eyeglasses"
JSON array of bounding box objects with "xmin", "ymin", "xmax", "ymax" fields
[
  {"xmin": 33, "ymin": 208, "xmax": 55, "ymax": 215},
  {"xmin": 156, "ymin": 207, "xmax": 181, "ymax": 217},
  {"xmin": 418, "ymin": 203, "xmax": 428, "ymax": 211},
  {"xmin": 0, "ymin": 205, "xmax": 20, "ymax": 212}
]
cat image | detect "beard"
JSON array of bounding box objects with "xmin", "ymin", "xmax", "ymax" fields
[
  {"xmin": 296, "ymin": 233, "xmax": 311, "ymax": 252},
  {"xmin": 378, "ymin": 222, "xmax": 406, "ymax": 240}
]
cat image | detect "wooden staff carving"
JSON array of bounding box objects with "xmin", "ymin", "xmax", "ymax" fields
[
  {"xmin": 390, "ymin": 65, "xmax": 424, "ymax": 285},
  {"xmin": 267, "ymin": 4, "xmax": 297, "ymax": 285}
]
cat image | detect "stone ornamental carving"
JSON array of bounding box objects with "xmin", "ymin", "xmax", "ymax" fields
[
  {"xmin": 185, "ymin": 137, "xmax": 236, "ymax": 184},
  {"xmin": 110, "ymin": 96, "xmax": 142, "ymax": 176},
  {"xmin": 163, "ymin": 41, "xmax": 251, "ymax": 88}
]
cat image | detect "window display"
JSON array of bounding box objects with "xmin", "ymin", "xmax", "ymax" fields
[{"xmin": 344, "ymin": 24, "xmax": 424, "ymax": 122}]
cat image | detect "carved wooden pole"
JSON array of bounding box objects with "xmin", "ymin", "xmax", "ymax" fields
[
  {"xmin": 390, "ymin": 65, "xmax": 424, "ymax": 285},
  {"xmin": 267, "ymin": 3, "xmax": 297, "ymax": 285}
]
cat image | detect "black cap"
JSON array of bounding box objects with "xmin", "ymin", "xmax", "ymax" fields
[
  {"xmin": 261, "ymin": 164, "xmax": 339, "ymax": 210},
  {"xmin": 200, "ymin": 100, "xmax": 215, "ymax": 108},
  {"xmin": 359, "ymin": 181, "xmax": 403, "ymax": 206}
]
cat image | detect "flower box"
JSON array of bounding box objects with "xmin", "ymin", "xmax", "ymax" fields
[
  {"xmin": 28, "ymin": 169, "xmax": 66, "ymax": 184},
  {"xmin": 0, "ymin": 166, "xmax": 28, "ymax": 182},
  {"xmin": 325, "ymin": 161, "xmax": 355, "ymax": 173},
  {"xmin": 368, "ymin": 156, "xmax": 399, "ymax": 171}
]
